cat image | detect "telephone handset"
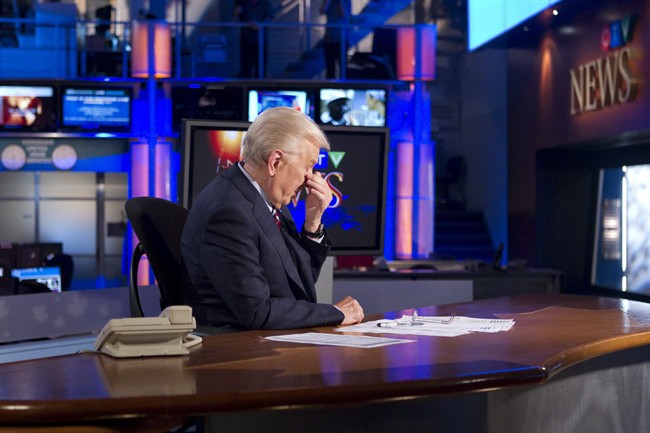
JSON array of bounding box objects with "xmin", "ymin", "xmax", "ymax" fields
[{"xmin": 94, "ymin": 306, "xmax": 202, "ymax": 358}]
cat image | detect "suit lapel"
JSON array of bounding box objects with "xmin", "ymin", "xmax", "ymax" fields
[
  {"xmin": 226, "ymin": 166, "xmax": 311, "ymax": 298},
  {"xmin": 278, "ymin": 209, "xmax": 317, "ymax": 302}
]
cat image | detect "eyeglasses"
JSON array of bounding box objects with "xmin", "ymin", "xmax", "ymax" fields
[
  {"xmin": 376, "ymin": 309, "xmax": 457, "ymax": 328},
  {"xmin": 411, "ymin": 309, "xmax": 456, "ymax": 326}
]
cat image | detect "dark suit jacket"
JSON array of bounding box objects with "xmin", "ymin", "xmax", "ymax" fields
[{"xmin": 181, "ymin": 164, "xmax": 344, "ymax": 331}]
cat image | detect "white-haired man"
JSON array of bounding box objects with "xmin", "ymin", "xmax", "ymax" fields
[{"xmin": 181, "ymin": 107, "xmax": 364, "ymax": 331}]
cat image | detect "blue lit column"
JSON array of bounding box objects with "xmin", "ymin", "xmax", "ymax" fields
[
  {"xmin": 128, "ymin": 20, "xmax": 172, "ymax": 284},
  {"xmin": 394, "ymin": 25, "xmax": 436, "ymax": 259}
]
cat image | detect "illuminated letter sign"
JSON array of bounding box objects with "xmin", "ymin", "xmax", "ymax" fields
[{"xmin": 570, "ymin": 17, "xmax": 638, "ymax": 115}]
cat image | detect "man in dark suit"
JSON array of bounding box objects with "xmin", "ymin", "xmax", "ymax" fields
[{"xmin": 181, "ymin": 107, "xmax": 364, "ymax": 332}]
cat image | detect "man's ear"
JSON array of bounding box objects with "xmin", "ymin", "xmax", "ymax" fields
[{"xmin": 267, "ymin": 149, "xmax": 283, "ymax": 176}]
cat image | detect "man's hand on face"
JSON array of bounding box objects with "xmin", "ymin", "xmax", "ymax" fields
[{"xmin": 303, "ymin": 171, "xmax": 332, "ymax": 232}]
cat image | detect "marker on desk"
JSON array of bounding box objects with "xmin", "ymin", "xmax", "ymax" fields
[
  {"xmin": 377, "ymin": 322, "xmax": 397, "ymax": 328},
  {"xmin": 377, "ymin": 321, "xmax": 423, "ymax": 327}
]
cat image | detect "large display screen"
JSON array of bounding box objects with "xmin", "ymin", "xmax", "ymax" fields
[
  {"xmin": 11, "ymin": 266, "xmax": 62, "ymax": 293},
  {"xmin": 0, "ymin": 85, "xmax": 57, "ymax": 131},
  {"xmin": 318, "ymin": 88, "xmax": 386, "ymax": 127},
  {"xmin": 468, "ymin": 0, "xmax": 562, "ymax": 51},
  {"xmin": 180, "ymin": 119, "xmax": 389, "ymax": 255},
  {"xmin": 247, "ymin": 89, "xmax": 312, "ymax": 122},
  {"xmin": 61, "ymin": 86, "xmax": 132, "ymax": 132},
  {"xmin": 171, "ymin": 84, "xmax": 244, "ymax": 133}
]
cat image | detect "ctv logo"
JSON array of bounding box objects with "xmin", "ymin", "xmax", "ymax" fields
[
  {"xmin": 601, "ymin": 16, "xmax": 635, "ymax": 52},
  {"xmin": 311, "ymin": 150, "xmax": 346, "ymax": 209},
  {"xmin": 570, "ymin": 15, "xmax": 638, "ymax": 116},
  {"xmin": 315, "ymin": 150, "xmax": 345, "ymax": 170}
]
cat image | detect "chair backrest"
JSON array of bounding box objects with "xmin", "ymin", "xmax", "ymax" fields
[{"xmin": 125, "ymin": 197, "xmax": 189, "ymax": 317}]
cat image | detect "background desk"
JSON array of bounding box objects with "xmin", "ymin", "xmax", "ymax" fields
[
  {"xmin": 0, "ymin": 294, "xmax": 648, "ymax": 433},
  {"xmin": 333, "ymin": 274, "xmax": 473, "ymax": 314},
  {"xmin": 334, "ymin": 267, "xmax": 562, "ymax": 311}
]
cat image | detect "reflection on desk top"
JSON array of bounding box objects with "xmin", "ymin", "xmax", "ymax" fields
[
  {"xmin": 387, "ymin": 259, "xmax": 478, "ymax": 272},
  {"xmin": 1, "ymin": 294, "xmax": 650, "ymax": 427},
  {"xmin": 334, "ymin": 266, "xmax": 562, "ymax": 278}
]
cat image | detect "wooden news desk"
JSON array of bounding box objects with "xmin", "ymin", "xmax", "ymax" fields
[{"xmin": 1, "ymin": 294, "xmax": 650, "ymax": 433}]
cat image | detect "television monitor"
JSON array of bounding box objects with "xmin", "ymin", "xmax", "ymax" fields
[
  {"xmin": 60, "ymin": 86, "xmax": 132, "ymax": 132},
  {"xmin": 180, "ymin": 119, "xmax": 389, "ymax": 255},
  {"xmin": 181, "ymin": 120, "xmax": 248, "ymax": 207},
  {"xmin": 171, "ymin": 85, "xmax": 244, "ymax": 133},
  {"xmin": 319, "ymin": 88, "xmax": 386, "ymax": 127},
  {"xmin": 247, "ymin": 89, "xmax": 312, "ymax": 122},
  {"xmin": 591, "ymin": 163, "xmax": 650, "ymax": 295},
  {"xmin": 467, "ymin": 0, "xmax": 561, "ymax": 51},
  {"xmin": 0, "ymin": 85, "xmax": 57, "ymax": 131},
  {"xmin": 11, "ymin": 266, "xmax": 62, "ymax": 292},
  {"xmin": 468, "ymin": 0, "xmax": 562, "ymax": 51}
]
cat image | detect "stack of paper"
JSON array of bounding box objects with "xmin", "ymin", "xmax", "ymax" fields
[
  {"xmin": 265, "ymin": 332, "xmax": 414, "ymax": 348},
  {"xmin": 337, "ymin": 315, "xmax": 515, "ymax": 337}
]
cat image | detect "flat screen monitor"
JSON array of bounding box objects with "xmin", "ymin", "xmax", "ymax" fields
[
  {"xmin": 318, "ymin": 88, "xmax": 387, "ymax": 127},
  {"xmin": 171, "ymin": 84, "xmax": 244, "ymax": 133},
  {"xmin": 468, "ymin": 0, "xmax": 562, "ymax": 51},
  {"xmin": 181, "ymin": 120, "xmax": 248, "ymax": 207},
  {"xmin": 0, "ymin": 85, "xmax": 57, "ymax": 131},
  {"xmin": 247, "ymin": 89, "xmax": 312, "ymax": 122},
  {"xmin": 60, "ymin": 86, "xmax": 132, "ymax": 132},
  {"xmin": 591, "ymin": 163, "xmax": 650, "ymax": 295},
  {"xmin": 180, "ymin": 119, "xmax": 389, "ymax": 255},
  {"xmin": 11, "ymin": 266, "xmax": 62, "ymax": 292}
]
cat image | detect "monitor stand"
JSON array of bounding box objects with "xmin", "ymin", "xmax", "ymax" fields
[{"xmin": 315, "ymin": 257, "xmax": 334, "ymax": 304}]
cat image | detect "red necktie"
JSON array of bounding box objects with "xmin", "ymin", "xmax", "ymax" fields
[{"xmin": 272, "ymin": 209, "xmax": 282, "ymax": 230}]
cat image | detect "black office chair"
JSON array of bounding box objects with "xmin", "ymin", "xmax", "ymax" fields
[
  {"xmin": 125, "ymin": 197, "xmax": 209, "ymax": 432},
  {"xmin": 125, "ymin": 197, "xmax": 189, "ymax": 317}
]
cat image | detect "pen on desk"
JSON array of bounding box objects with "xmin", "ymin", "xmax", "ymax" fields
[
  {"xmin": 377, "ymin": 322, "xmax": 397, "ymax": 328},
  {"xmin": 377, "ymin": 321, "xmax": 423, "ymax": 327}
]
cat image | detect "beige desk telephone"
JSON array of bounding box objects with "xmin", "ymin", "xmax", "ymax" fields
[{"xmin": 94, "ymin": 306, "xmax": 202, "ymax": 358}]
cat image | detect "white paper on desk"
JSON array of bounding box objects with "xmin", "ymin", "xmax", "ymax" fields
[
  {"xmin": 265, "ymin": 332, "xmax": 415, "ymax": 348},
  {"xmin": 338, "ymin": 315, "xmax": 515, "ymax": 337}
]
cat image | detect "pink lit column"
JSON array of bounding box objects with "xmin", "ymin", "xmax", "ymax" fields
[
  {"xmin": 396, "ymin": 138, "xmax": 414, "ymax": 258},
  {"xmin": 154, "ymin": 140, "xmax": 172, "ymax": 199},
  {"xmin": 128, "ymin": 21, "xmax": 172, "ymax": 285},
  {"xmin": 395, "ymin": 25, "xmax": 436, "ymax": 259},
  {"xmin": 130, "ymin": 140, "xmax": 151, "ymax": 284}
]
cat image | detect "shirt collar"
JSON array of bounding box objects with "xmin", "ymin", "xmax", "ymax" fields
[{"xmin": 238, "ymin": 161, "xmax": 275, "ymax": 213}]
